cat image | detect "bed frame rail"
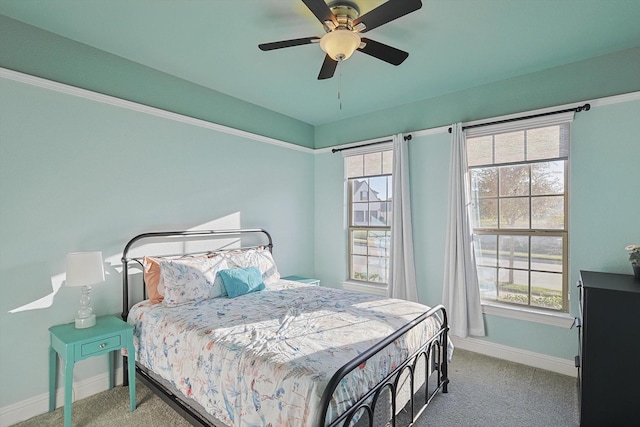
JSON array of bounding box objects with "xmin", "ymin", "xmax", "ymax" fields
[{"xmin": 318, "ymin": 305, "xmax": 449, "ymax": 427}]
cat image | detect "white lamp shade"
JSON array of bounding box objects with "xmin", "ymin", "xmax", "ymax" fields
[
  {"xmin": 66, "ymin": 251, "xmax": 105, "ymax": 287},
  {"xmin": 320, "ymin": 29, "xmax": 361, "ymax": 61}
]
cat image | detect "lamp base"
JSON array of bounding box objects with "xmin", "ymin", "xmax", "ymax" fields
[{"xmin": 75, "ymin": 314, "xmax": 96, "ymax": 329}]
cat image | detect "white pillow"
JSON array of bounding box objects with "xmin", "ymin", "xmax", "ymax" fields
[
  {"xmin": 160, "ymin": 254, "xmax": 229, "ymax": 306},
  {"xmin": 225, "ymin": 247, "xmax": 280, "ymax": 285}
]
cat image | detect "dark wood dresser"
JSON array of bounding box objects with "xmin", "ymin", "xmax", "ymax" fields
[{"xmin": 577, "ymin": 270, "xmax": 640, "ymax": 426}]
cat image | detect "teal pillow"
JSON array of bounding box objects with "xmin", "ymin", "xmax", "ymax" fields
[{"xmin": 219, "ymin": 267, "xmax": 265, "ymax": 298}]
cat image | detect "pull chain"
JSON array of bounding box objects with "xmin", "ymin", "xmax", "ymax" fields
[{"xmin": 338, "ymin": 72, "xmax": 342, "ymax": 110}]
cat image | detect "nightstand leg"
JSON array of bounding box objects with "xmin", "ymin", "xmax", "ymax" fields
[
  {"xmin": 48, "ymin": 346, "xmax": 56, "ymax": 412},
  {"xmin": 64, "ymin": 358, "xmax": 73, "ymax": 427},
  {"xmin": 127, "ymin": 343, "xmax": 136, "ymax": 411},
  {"xmin": 108, "ymin": 351, "xmax": 115, "ymax": 390}
]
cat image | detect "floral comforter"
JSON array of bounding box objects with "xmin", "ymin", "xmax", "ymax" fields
[{"xmin": 128, "ymin": 281, "xmax": 444, "ymax": 427}]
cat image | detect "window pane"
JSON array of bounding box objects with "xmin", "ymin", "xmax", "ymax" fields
[
  {"xmin": 478, "ymin": 266, "xmax": 497, "ymax": 301},
  {"xmin": 472, "ymin": 199, "xmax": 498, "ymax": 228},
  {"xmin": 531, "ymin": 271, "xmax": 562, "ymax": 310},
  {"xmin": 527, "ymin": 126, "xmax": 561, "ymax": 161},
  {"xmin": 531, "ymin": 236, "xmax": 563, "ymax": 273},
  {"xmin": 499, "ymin": 198, "xmax": 529, "ymax": 228},
  {"xmin": 382, "ymin": 150, "xmax": 393, "ymax": 174},
  {"xmin": 495, "ymin": 131, "xmax": 524, "ymax": 164},
  {"xmin": 382, "ymin": 201, "xmax": 392, "ymax": 226},
  {"xmin": 347, "ymin": 155, "xmax": 363, "ymax": 178},
  {"xmin": 471, "ymin": 168, "xmax": 498, "ymax": 197},
  {"xmin": 368, "ymin": 256, "xmax": 388, "ymax": 283},
  {"xmin": 498, "ymin": 267, "xmax": 529, "ymax": 305},
  {"xmin": 352, "ymin": 255, "xmax": 367, "ymax": 281},
  {"xmin": 352, "ymin": 179, "xmax": 368, "ymax": 201},
  {"xmin": 499, "ymin": 165, "xmax": 530, "ymax": 197},
  {"xmin": 364, "ymin": 152, "xmax": 382, "ymax": 176},
  {"xmin": 467, "ymin": 136, "xmax": 493, "ymax": 166},
  {"xmin": 474, "ymin": 234, "xmax": 497, "ymax": 267},
  {"xmin": 368, "ymin": 231, "xmax": 389, "ymax": 256},
  {"xmin": 353, "ymin": 203, "xmax": 368, "ymax": 226},
  {"xmin": 498, "ymin": 235, "xmax": 529, "ymax": 269},
  {"xmin": 369, "ymin": 176, "xmax": 388, "ymax": 201},
  {"xmin": 531, "ymin": 161, "xmax": 564, "ymax": 195},
  {"xmin": 352, "ymin": 230, "xmax": 367, "ymax": 255},
  {"xmin": 531, "ymin": 196, "xmax": 564, "ymax": 229}
]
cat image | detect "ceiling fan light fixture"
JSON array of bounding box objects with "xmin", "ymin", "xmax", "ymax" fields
[{"xmin": 319, "ymin": 29, "xmax": 361, "ymax": 61}]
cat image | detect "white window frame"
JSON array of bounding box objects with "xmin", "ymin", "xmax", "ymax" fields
[
  {"xmin": 465, "ymin": 113, "xmax": 573, "ymax": 319},
  {"xmin": 342, "ymin": 141, "xmax": 393, "ymax": 291}
]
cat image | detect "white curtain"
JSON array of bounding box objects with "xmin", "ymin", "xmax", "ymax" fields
[
  {"xmin": 442, "ymin": 123, "xmax": 485, "ymax": 337},
  {"xmin": 388, "ymin": 133, "xmax": 419, "ymax": 302}
]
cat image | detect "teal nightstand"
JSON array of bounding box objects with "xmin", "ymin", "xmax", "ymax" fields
[
  {"xmin": 282, "ymin": 275, "xmax": 320, "ymax": 286},
  {"xmin": 49, "ymin": 315, "xmax": 136, "ymax": 427}
]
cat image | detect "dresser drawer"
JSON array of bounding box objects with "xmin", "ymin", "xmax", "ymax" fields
[{"xmin": 81, "ymin": 335, "xmax": 121, "ymax": 357}]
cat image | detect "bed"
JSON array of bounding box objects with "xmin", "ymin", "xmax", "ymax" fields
[{"xmin": 120, "ymin": 229, "xmax": 449, "ymax": 426}]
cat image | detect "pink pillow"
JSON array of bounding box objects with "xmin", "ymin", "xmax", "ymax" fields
[{"xmin": 143, "ymin": 257, "xmax": 163, "ymax": 304}]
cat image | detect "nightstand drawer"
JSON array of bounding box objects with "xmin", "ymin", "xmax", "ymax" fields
[{"xmin": 81, "ymin": 335, "xmax": 121, "ymax": 357}]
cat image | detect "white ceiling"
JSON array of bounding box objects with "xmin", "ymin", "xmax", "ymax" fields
[{"xmin": 1, "ymin": 0, "xmax": 639, "ymax": 125}]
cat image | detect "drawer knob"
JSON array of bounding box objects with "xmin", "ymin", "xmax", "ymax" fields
[{"xmin": 100, "ymin": 343, "xmax": 107, "ymax": 349}]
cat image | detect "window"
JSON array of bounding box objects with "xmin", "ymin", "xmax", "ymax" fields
[
  {"xmin": 467, "ymin": 122, "xmax": 569, "ymax": 312},
  {"xmin": 346, "ymin": 148, "xmax": 393, "ymax": 285}
]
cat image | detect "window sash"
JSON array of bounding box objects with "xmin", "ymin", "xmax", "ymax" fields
[
  {"xmin": 467, "ymin": 123, "xmax": 570, "ymax": 168},
  {"xmin": 473, "ymin": 229, "xmax": 568, "ymax": 310}
]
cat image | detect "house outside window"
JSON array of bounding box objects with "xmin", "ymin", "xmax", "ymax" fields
[
  {"xmin": 345, "ymin": 148, "xmax": 393, "ymax": 285},
  {"xmin": 466, "ymin": 120, "xmax": 570, "ymax": 312}
]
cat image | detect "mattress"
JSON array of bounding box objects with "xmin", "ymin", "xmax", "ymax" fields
[{"xmin": 128, "ymin": 280, "xmax": 444, "ymax": 426}]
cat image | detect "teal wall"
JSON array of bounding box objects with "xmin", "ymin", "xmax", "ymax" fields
[
  {"xmin": 0, "ymin": 77, "xmax": 316, "ymax": 408},
  {"xmin": 570, "ymin": 101, "xmax": 640, "ymax": 276},
  {"xmin": 314, "ymin": 98, "xmax": 640, "ymax": 362},
  {"xmin": 0, "ymin": 15, "xmax": 315, "ymax": 148}
]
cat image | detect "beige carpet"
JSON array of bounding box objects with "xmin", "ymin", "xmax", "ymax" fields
[{"xmin": 14, "ymin": 349, "xmax": 579, "ymax": 426}]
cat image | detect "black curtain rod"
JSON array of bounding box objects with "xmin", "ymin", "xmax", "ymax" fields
[
  {"xmin": 331, "ymin": 134, "xmax": 412, "ymax": 153},
  {"xmin": 447, "ymin": 103, "xmax": 590, "ymax": 134}
]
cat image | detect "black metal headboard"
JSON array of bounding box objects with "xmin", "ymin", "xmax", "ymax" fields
[{"xmin": 120, "ymin": 228, "xmax": 273, "ymax": 321}]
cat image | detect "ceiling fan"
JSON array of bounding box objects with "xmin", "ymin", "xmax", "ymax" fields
[{"xmin": 258, "ymin": 0, "xmax": 422, "ymax": 80}]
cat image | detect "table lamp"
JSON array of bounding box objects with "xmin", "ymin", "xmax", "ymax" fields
[{"xmin": 65, "ymin": 251, "xmax": 105, "ymax": 329}]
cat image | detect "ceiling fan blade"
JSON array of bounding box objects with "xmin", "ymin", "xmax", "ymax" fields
[
  {"xmin": 353, "ymin": 0, "xmax": 422, "ymax": 33},
  {"xmin": 302, "ymin": 0, "xmax": 337, "ymax": 27},
  {"xmin": 259, "ymin": 37, "xmax": 320, "ymax": 51},
  {"xmin": 358, "ymin": 38, "xmax": 409, "ymax": 65},
  {"xmin": 318, "ymin": 54, "xmax": 338, "ymax": 80}
]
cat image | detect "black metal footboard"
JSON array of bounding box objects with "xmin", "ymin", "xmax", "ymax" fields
[{"xmin": 318, "ymin": 305, "xmax": 449, "ymax": 427}]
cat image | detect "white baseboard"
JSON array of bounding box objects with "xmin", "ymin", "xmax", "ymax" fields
[
  {"xmin": 0, "ymin": 368, "xmax": 123, "ymax": 427},
  {"xmin": 451, "ymin": 336, "xmax": 578, "ymax": 377}
]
